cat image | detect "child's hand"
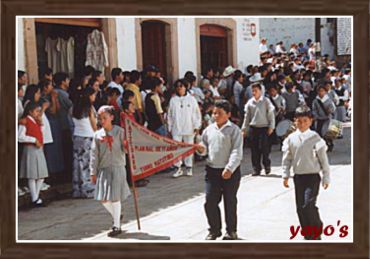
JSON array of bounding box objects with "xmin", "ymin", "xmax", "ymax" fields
[
  {"xmin": 222, "ymin": 169, "xmax": 232, "ymax": 180},
  {"xmin": 18, "ymin": 118, "xmax": 27, "ymax": 125},
  {"xmin": 42, "ymin": 101, "xmax": 50, "ymax": 111},
  {"xmin": 267, "ymin": 128, "xmax": 274, "ymax": 136},
  {"xmin": 91, "ymin": 175, "xmax": 96, "ymax": 184},
  {"xmin": 283, "ymin": 178, "xmax": 289, "ymax": 188},
  {"xmin": 323, "ymin": 183, "xmax": 329, "ymax": 189},
  {"xmin": 35, "ymin": 140, "xmax": 43, "ymax": 148},
  {"xmin": 51, "ymin": 90, "xmax": 58, "ymax": 98},
  {"xmin": 196, "ymin": 144, "xmax": 206, "ymax": 154},
  {"xmin": 242, "ymin": 129, "xmax": 247, "ymax": 138}
]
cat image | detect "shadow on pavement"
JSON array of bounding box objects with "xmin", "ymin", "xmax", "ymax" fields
[{"xmin": 113, "ymin": 231, "xmax": 170, "ymax": 240}]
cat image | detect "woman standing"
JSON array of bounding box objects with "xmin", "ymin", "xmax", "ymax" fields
[{"xmin": 72, "ymin": 87, "xmax": 98, "ymax": 198}]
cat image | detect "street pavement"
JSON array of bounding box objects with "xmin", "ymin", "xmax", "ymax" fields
[{"xmin": 18, "ymin": 123, "xmax": 352, "ymax": 242}]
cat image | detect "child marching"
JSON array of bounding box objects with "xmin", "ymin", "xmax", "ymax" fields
[
  {"xmin": 197, "ymin": 100, "xmax": 243, "ymax": 240},
  {"xmin": 90, "ymin": 105, "xmax": 131, "ymax": 237},
  {"xmin": 282, "ymin": 106, "xmax": 330, "ymax": 240},
  {"xmin": 312, "ymin": 85, "xmax": 336, "ymax": 152},
  {"xmin": 242, "ymin": 83, "xmax": 275, "ymax": 176}
]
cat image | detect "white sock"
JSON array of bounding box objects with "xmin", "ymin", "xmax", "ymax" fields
[
  {"xmin": 28, "ymin": 179, "xmax": 38, "ymax": 202},
  {"xmin": 112, "ymin": 201, "xmax": 122, "ymax": 228},
  {"xmin": 102, "ymin": 202, "xmax": 114, "ymax": 218},
  {"xmin": 36, "ymin": 179, "xmax": 44, "ymax": 197}
]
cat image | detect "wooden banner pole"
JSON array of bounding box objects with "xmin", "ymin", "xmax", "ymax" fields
[{"xmin": 124, "ymin": 115, "xmax": 141, "ymax": 230}]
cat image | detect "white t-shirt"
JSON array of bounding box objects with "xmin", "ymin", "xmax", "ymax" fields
[
  {"xmin": 108, "ymin": 81, "xmax": 124, "ymax": 94},
  {"xmin": 73, "ymin": 117, "xmax": 95, "ymax": 138},
  {"xmin": 259, "ymin": 43, "xmax": 268, "ymax": 53}
]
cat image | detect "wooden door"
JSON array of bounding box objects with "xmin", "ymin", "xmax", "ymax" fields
[
  {"xmin": 200, "ymin": 24, "xmax": 228, "ymax": 75},
  {"xmin": 141, "ymin": 21, "xmax": 167, "ymax": 78}
]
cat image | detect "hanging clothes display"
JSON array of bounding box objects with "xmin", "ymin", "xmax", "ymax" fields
[
  {"xmin": 45, "ymin": 36, "xmax": 75, "ymax": 76},
  {"xmin": 85, "ymin": 29, "xmax": 109, "ymax": 72},
  {"xmin": 67, "ymin": 37, "xmax": 75, "ymax": 78},
  {"xmin": 45, "ymin": 37, "xmax": 61, "ymax": 73}
]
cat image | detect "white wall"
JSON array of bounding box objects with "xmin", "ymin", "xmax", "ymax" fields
[
  {"xmin": 235, "ymin": 17, "xmax": 260, "ymax": 70},
  {"xmin": 259, "ymin": 18, "xmax": 315, "ymax": 50},
  {"xmin": 320, "ymin": 18, "xmax": 335, "ymax": 59},
  {"xmin": 177, "ymin": 18, "xmax": 197, "ymax": 77},
  {"xmin": 17, "ymin": 18, "xmax": 26, "ymax": 71},
  {"xmin": 115, "ymin": 18, "xmax": 137, "ymax": 71}
]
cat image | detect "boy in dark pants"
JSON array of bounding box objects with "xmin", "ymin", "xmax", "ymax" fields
[
  {"xmin": 197, "ymin": 100, "xmax": 243, "ymax": 240},
  {"xmin": 282, "ymin": 106, "xmax": 330, "ymax": 240},
  {"xmin": 242, "ymin": 83, "xmax": 275, "ymax": 176}
]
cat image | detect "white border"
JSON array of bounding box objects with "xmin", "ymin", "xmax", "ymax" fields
[{"xmin": 15, "ymin": 15, "xmax": 354, "ymax": 244}]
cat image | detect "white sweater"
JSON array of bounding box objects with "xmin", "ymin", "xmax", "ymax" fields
[{"xmin": 167, "ymin": 93, "xmax": 202, "ymax": 136}]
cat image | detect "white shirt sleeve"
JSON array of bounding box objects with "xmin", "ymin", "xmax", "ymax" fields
[{"xmin": 18, "ymin": 125, "xmax": 37, "ymax": 143}]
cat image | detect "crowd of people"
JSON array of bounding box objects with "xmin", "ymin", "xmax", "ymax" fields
[{"xmin": 17, "ymin": 37, "xmax": 351, "ymax": 238}]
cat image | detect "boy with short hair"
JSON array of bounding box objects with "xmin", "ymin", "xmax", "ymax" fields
[
  {"xmin": 312, "ymin": 85, "xmax": 336, "ymax": 152},
  {"xmin": 282, "ymin": 83, "xmax": 301, "ymax": 121},
  {"xmin": 197, "ymin": 100, "xmax": 243, "ymax": 240},
  {"xmin": 242, "ymin": 83, "xmax": 275, "ymax": 176},
  {"xmin": 282, "ymin": 106, "xmax": 330, "ymax": 240}
]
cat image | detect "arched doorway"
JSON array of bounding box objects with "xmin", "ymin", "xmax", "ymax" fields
[
  {"xmin": 200, "ymin": 24, "xmax": 229, "ymax": 75},
  {"xmin": 141, "ymin": 20, "xmax": 171, "ymax": 81}
]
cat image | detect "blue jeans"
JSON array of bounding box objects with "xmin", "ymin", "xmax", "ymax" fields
[{"xmin": 155, "ymin": 125, "xmax": 167, "ymax": 136}]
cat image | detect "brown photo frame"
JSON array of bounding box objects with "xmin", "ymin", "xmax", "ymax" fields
[{"xmin": 1, "ymin": 0, "xmax": 368, "ymax": 258}]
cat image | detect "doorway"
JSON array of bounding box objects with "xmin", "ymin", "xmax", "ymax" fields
[
  {"xmin": 141, "ymin": 20, "xmax": 170, "ymax": 81},
  {"xmin": 200, "ymin": 24, "xmax": 229, "ymax": 75}
]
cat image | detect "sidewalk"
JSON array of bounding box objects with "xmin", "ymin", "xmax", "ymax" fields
[{"xmin": 85, "ymin": 164, "xmax": 352, "ymax": 242}]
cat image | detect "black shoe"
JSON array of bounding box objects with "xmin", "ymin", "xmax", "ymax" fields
[
  {"xmin": 32, "ymin": 198, "xmax": 46, "ymax": 208},
  {"xmin": 205, "ymin": 232, "xmax": 222, "ymax": 240},
  {"xmin": 337, "ymin": 134, "xmax": 343, "ymax": 139},
  {"xmin": 265, "ymin": 168, "xmax": 271, "ymax": 175},
  {"xmin": 108, "ymin": 226, "xmax": 122, "ymax": 237},
  {"xmin": 252, "ymin": 171, "xmax": 260, "ymax": 176},
  {"xmin": 223, "ymin": 232, "xmax": 238, "ymax": 240}
]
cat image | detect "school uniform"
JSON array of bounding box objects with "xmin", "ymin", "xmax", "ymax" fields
[
  {"xmin": 312, "ymin": 95, "xmax": 336, "ymax": 137},
  {"xmin": 269, "ymin": 94, "xmax": 286, "ymax": 144},
  {"xmin": 199, "ymin": 120, "xmax": 243, "ymax": 235},
  {"xmin": 334, "ymin": 86, "xmax": 349, "ymax": 122},
  {"xmin": 328, "ymin": 89, "xmax": 339, "ymax": 106},
  {"xmin": 90, "ymin": 125, "xmax": 130, "ymax": 201},
  {"xmin": 282, "ymin": 129, "xmax": 330, "ymax": 239},
  {"xmin": 269, "ymin": 94, "xmax": 286, "ymax": 121},
  {"xmin": 242, "ymin": 96, "xmax": 275, "ymax": 174},
  {"xmin": 282, "ymin": 91, "xmax": 300, "ymax": 121},
  {"xmin": 19, "ymin": 116, "xmax": 49, "ymax": 179}
]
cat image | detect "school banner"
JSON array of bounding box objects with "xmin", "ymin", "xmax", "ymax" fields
[{"xmin": 122, "ymin": 114, "xmax": 197, "ymax": 181}]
